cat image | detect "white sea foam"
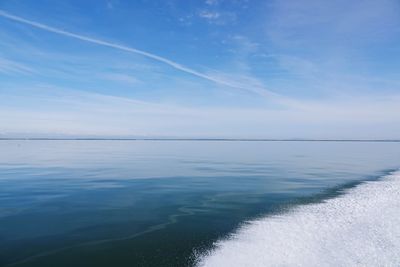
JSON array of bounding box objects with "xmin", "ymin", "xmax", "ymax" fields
[{"xmin": 198, "ymin": 170, "xmax": 400, "ymax": 267}]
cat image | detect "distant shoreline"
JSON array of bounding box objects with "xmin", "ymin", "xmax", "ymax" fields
[{"xmin": 0, "ymin": 138, "xmax": 399, "ymax": 142}]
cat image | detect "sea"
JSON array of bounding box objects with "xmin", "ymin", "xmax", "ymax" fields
[{"xmin": 0, "ymin": 140, "xmax": 399, "ymax": 266}]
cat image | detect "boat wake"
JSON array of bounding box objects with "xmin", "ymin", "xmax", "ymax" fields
[{"xmin": 198, "ymin": 170, "xmax": 400, "ymax": 267}]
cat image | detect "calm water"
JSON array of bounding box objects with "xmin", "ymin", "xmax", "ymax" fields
[{"xmin": 0, "ymin": 140, "xmax": 399, "ymax": 266}]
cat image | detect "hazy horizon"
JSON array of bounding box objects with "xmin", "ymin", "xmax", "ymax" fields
[{"xmin": 1, "ymin": 134, "xmax": 400, "ymax": 141}]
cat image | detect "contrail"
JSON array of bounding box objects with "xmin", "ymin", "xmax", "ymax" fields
[{"xmin": 0, "ymin": 10, "xmax": 277, "ymax": 97}]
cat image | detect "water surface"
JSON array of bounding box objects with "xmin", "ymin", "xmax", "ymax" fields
[{"xmin": 0, "ymin": 140, "xmax": 399, "ymax": 266}]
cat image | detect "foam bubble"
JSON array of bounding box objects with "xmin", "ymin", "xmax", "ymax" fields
[{"xmin": 198, "ymin": 171, "xmax": 400, "ymax": 267}]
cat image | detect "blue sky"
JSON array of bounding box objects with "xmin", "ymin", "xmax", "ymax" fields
[{"xmin": 0, "ymin": 0, "xmax": 400, "ymax": 138}]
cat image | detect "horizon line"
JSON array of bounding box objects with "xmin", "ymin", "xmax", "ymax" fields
[{"xmin": 1, "ymin": 138, "xmax": 399, "ymax": 142}]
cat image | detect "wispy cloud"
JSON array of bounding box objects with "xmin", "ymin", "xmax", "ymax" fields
[
  {"xmin": 197, "ymin": 9, "xmax": 236, "ymax": 25},
  {"xmin": 0, "ymin": 10, "xmax": 273, "ymax": 98},
  {"xmin": 267, "ymin": 0, "xmax": 400, "ymax": 47},
  {"xmin": 0, "ymin": 56, "xmax": 35, "ymax": 75},
  {"xmin": 205, "ymin": 0, "xmax": 219, "ymax": 6},
  {"xmin": 101, "ymin": 73, "xmax": 140, "ymax": 85},
  {"xmin": 260, "ymin": 0, "xmax": 400, "ymax": 97},
  {"xmin": 198, "ymin": 10, "xmax": 220, "ymax": 20}
]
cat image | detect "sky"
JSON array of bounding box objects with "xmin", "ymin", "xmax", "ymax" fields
[{"xmin": 0, "ymin": 0, "xmax": 399, "ymax": 139}]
